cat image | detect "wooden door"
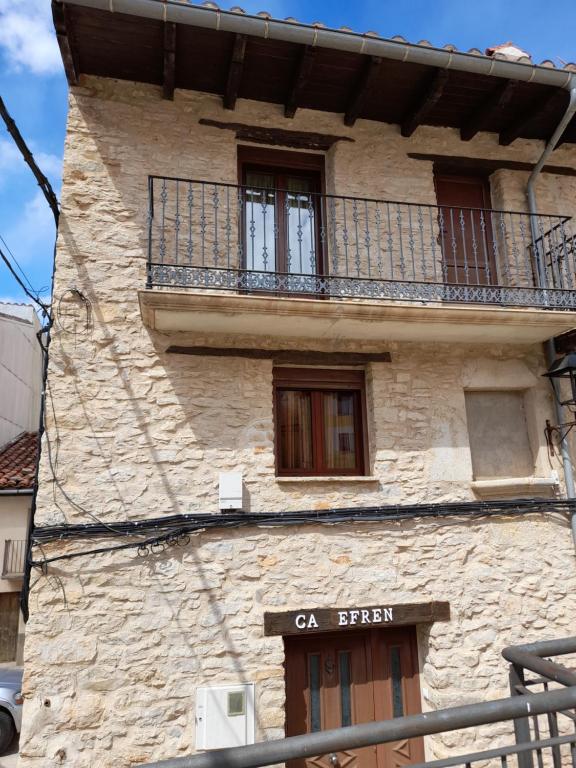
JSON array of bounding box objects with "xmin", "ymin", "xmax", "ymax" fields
[
  {"xmin": 434, "ymin": 175, "xmax": 497, "ymax": 286},
  {"xmin": 285, "ymin": 628, "xmax": 424, "ymax": 768},
  {"xmin": 0, "ymin": 592, "xmax": 19, "ymax": 662}
]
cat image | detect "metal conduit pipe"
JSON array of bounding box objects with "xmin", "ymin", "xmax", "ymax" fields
[
  {"xmin": 141, "ymin": 687, "xmax": 576, "ymax": 768},
  {"xmin": 0, "ymin": 489, "xmax": 33, "ymax": 496},
  {"xmin": 55, "ymin": 0, "xmax": 576, "ymax": 90},
  {"xmin": 545, "ymin": 337, "xmax": 576, "ymax": 508}
]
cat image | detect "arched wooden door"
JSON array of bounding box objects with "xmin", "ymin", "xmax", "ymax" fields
[{"xmin": 285, "ymin": 627, "xmax": 424, "ymax": 768}]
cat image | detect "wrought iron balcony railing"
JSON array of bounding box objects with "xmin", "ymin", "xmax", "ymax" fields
[
  {"xmin": 2, "ymin": 539, "xmax": 26, "ymax": 578},
  {"xmin": 147, "ymin": 176, "xmax": 576, "ymax": 309}
]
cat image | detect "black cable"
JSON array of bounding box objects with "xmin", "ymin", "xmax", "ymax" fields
[
  {"xmin": 0, "ymin": 96, "xmax": 59, "ymax": 226},
  {"xmin": 30, "ymin": 498, "xmax": 574, "ymax": 567},
  {"xmin": 0, "ymin": 234, "xmax": 39, "ymax": 298},
  {"xmin": 0, "ymin": 244, "xmax": 50, "ymax": 315},
  {"xmin": 0, "ymin": 96, "xmax": 60, "ymax": 621},
  {"xmin": 19, "ymin": 241, "xmax": 55, "ymax": 620},
  {"xmin": 42, "ymin": 407, "xmax": 140, "ymax": 537}
]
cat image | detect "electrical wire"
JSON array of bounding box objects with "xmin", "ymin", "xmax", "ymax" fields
[
  {"xmin": 0, "ymin": 96, "xmax": 60, "ymax": 621},
  {"xmin": 42, "ymin": 393, "xmax": 144, "ymax": 537},
  {"xmin": 30, "ymin": 497, "xmax": 575, "ymax": 568},
  {"xmin": 0, "ymin": 96, "xmax": 60, "ymax": 226},
  {"xmin": 0, "ymin": 233, "xmax": 39, "ymax": 298},
  {"xmin": 0, "ymin": 244, "xmax": 51, "ymax": 315}
]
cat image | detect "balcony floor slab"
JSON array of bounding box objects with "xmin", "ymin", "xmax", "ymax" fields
[{"xmin": 139, "ymin": 290, "xmax": 576, "ymax": 344}]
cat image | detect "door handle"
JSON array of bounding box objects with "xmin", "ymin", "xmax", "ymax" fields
[{"xmin": 329, "ymin": 754, "xmax": 340, "ymax": 767}]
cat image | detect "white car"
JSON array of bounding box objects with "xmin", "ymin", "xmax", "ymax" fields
[{"xmin": 0, "ymin": 668, "xmax": 22, "ymax": 755}]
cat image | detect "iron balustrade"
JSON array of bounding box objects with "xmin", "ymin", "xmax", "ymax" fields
[
  {"xmin": 141, "ymin": 637, "xmax": 576, "ymax": 768},
  {"xmin": 2, "ymin": 539, "xmax": 26, "ymax": 578},
  {"xmin": 147, "ymin": 176, "xmax": 576, "ymax": 309}
]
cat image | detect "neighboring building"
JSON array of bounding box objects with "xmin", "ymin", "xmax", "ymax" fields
[
  {"xmin": 0, "ymin": 304, "xmax": 42, "ymax": 448},
  {"xmin": 0, "ymin": 432, "xmax": 37, "ymax": 664},
  {"xmin": 0, "ymin": 304, "xmax": 42, "ymax": 665},
  {"xmin": 19, "ymin": 3, "xmax": 576, "ymax": 766}
]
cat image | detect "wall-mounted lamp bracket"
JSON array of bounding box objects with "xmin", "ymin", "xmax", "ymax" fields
[{"xmin": 545, "ymin": 419, "xmax": 576, "ymax": 456}]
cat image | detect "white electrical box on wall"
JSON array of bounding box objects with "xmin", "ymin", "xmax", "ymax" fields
[
  {"xmin": 219, "ymin": 472, "xmax": 244, "ymax": 511},
  {"xmin": 196, "ymin": 683, "xmax": 255, "ymax": 750}
]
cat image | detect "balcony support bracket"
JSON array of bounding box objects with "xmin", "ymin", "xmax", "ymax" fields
[
  {"xmin": 163, "ymin": 22, "xmax": 176, "ymax": 100},
  {"xmin": 401, "ymin": 68, "xmax": 449, "ymax": 138},
  {"xmin": 224, "ymin": 33, "xmax": 247, "ymax": 110},
  {"xmin": 285, "ymin": 46, "xmax": 316, "ymax": 118}
]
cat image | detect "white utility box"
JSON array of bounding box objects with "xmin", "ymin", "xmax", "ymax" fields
[
  {"xmin": 195, "ymin": 683, "xmax": 255, "ymax": 750},
  {"xmin": 219, "ymin": 472, "xmax": 244, "ymax": 511}
]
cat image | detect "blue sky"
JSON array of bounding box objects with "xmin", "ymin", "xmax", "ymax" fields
[{"xmin": 1, "ymin": 0, "xmax": 576, "ymax": 305}]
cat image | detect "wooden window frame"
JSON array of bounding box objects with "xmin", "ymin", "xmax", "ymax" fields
[
  {"xmin": 273, "ymin": 367, "xmax": 367, "ymax": 477},
  {"xmin": 238, "ymin": 147, "xmax": 327, "ymax": 278}
]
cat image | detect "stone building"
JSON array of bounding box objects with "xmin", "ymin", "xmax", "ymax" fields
[
  {"xmin": 19, "ymin": 2, "xmax": 576, "ymax": 766},
  {"xmin": 0, "ymin": 302, "xmax": 42, "ymax": 664}
]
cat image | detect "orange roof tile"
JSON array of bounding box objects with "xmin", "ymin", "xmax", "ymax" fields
[{"xmin": 0, "ymin": 432, "xmax": 38, "ymax": 491}]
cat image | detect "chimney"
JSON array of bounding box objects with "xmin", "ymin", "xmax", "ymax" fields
[{"xmin": 485, "ymin": 42, "xmax": 532, "ymax": 63}]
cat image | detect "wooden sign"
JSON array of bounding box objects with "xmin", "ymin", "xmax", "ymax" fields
[{"xmin": 264, "ymin": 601, "xmax": 450, "ymax": 637}]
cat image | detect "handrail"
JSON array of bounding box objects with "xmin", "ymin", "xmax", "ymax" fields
[
  {"xmin": 147, "ymin": 175, "xmax": 573, "ymax": 219},
  {"xmin": 410, "ymin": 735, "xmax": 576, "ymax": 768},
  {"xmin": 2, "ymin": 538, "xmax": 26, "ymax": 577},
  {"xmin": 141, "ymin": 688, "xmax": 576, "ymax": 768},
  {"xmin": 147, "ymin": 175, "xmax": 576, "ymax": 307},
  {"xmin": 140, "ymin": 636, "xmax": 576, "ymax": 768},
  {"xmin": 503, "ymin": 635, "xmax": 576, "ymax": 687}
]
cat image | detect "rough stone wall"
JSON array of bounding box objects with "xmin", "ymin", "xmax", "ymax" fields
[
  {"xmin": 20, "ymin": 516, "xmax": 576, "ymax": 767},
  {"xmin": 18, "ymin": 76, "xmax": 576, "ymax": 766}
]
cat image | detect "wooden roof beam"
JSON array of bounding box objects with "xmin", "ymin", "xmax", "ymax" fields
[
  {"xmin": 285, "ymin": 46, "xmax": 316, "ymax": 119},
  {"xmin": 224, "ymin": 34, "xmax": 247, "ymax": 110},
  {"xmin": 401, "ymin": 68, "xmax": 449, "ymax": 138},
  {"xmin": 499, "ymin": 88, "xmax": 565, "ymax": 146},
  {"xmin": 163, "ymin": 22, "xmax": 176, "ymax": 100},
  {"xmin": 344, "ymin": 56, "xmax": 382, "ymax": 127},
  {"xmin": 51, "ymin": 1, "xmax": 79, "ymax": 86},
  {"xmin": 460, "ymin": 79, "xmax": 518, "ymax": 141}
]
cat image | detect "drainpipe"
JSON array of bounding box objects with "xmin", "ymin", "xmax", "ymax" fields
[
  {"xmin": 526, "ymin": 87, "xmax": 576, "ymax": 512},
  {"xmin": 0, "ymin": 489, "xmax": 33, "ymax": 496},
  {"xmin": 545, "ymin": 337, "xmax": 576, "ymax": 506}
]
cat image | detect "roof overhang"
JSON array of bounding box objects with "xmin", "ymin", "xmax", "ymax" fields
[{"xmin": 53, "ymin": 0, "xmax": 576, "ymax": 144}]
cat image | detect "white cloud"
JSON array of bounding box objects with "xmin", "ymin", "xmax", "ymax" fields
[
  {"xmin": 3, "ymin": 190, "xmax": 57, "ymax": 268},
  {"xmin": 35, "ymin": 152, "xmax": 63, "ymax": 186},
  {"xmin": 0, "ymin": 138, "xmax": 21, "ymax": 173},
  {"xmin": 0, "ymin": 0, "xmax": 61, "ymax": 75},
  {"xmin": 0, "ymin": 137, "xmax": 62, "ymax": 191}
]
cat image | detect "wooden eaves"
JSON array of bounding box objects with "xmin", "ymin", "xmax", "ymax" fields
[{"xmin": 51, "ymin": 0, "xmax": 576, "ymax": 145}]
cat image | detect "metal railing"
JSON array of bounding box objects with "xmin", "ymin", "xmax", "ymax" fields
[
  {"xmin": 141, "ymin": 636, "xmax": 576, "ymax": 768},
  {"xmin": 147, "ymin": 177, "xmax": 576, "ymax": 309},
  {"xmin": 2, "ymin": 539, "xmax": 26, "ymax": 578},
  {"xmin": 504, "ymin": 637, "xmax": 576, "ymax": 768}
]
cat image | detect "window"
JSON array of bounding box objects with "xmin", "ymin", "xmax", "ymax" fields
[
  {"xmin": 464, "ymin": 390, "xmax": 535, "ymax": 480},
  {"xmin": 273, "ymin": 368, "xmax": 366, "ymax": 476},
  {"xmin": 239, "ymin": 147, "xmax": 325, "ymax": 279}
]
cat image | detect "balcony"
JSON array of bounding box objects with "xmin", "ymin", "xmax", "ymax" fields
[
  {"xmin": 139, "ymin": 177, "xmax": 576, "ymax": 343},
  {"xmin": 2, "ymin": 540, "xmax": 26, "ymax": 579}
]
